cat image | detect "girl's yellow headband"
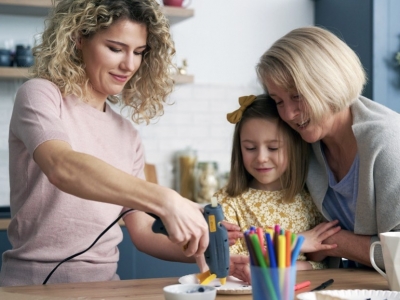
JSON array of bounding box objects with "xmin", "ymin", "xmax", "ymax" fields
[{"xmin": 226, "ymin": 95, "xmax": 257, "ymax": 124}]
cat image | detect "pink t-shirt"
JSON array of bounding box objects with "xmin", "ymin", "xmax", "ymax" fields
[{"xmin": 0, "ymin": 78, "xmax": 145, "ymax": 286}]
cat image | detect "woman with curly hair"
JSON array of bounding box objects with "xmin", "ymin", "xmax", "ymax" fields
[{"xmin": 0, "ymin": 0, "xmax": 229, "ymax": 286}]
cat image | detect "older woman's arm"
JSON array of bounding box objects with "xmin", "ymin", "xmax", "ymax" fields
[{"xmin": 306, "ymin": 230, "xmax": 373, "ymax": 267}]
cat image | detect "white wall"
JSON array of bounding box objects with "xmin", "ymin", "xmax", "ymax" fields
[
  {"xmin": 139, "ymin": 0, "xmax": 315, "ymax": 188},
  {"xmin": 172, "ymin": 0, "xmax": 315, "ymax": 86},
  {"xmin": 0, "ymin": 1, "xmax": 314, "ymax": 206}
]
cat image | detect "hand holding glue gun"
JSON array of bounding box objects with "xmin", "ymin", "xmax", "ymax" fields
[{"xmin": 151, "ymin": 196, "xmax": 230, "ymax": 285}]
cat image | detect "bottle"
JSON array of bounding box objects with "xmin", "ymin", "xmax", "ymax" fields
[{"xmin": 175, "ymin": 147, "xmax": 197, "ymax": 201}]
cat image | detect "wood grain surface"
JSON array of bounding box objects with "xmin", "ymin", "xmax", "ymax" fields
[{"xmin": 0, "ymin": 268, "xmax": 388, "ymax": 299}]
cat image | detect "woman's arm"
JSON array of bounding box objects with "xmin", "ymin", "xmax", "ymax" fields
[
  {"xmin": 33, "ymin": 139, "xmax": 209, "ymax": 256},
  {"xmin": 124, "ymin": 211, "xmax": 195, "ymax": 261}
]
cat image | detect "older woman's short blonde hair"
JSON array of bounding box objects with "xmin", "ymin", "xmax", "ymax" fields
[
  {"xmin": 31, "ymin": 0, "xmax": 175, "ymax": 124},
  {"xmin": 256, "ymin": 26, "xmax": 366, "ymax": 122}
]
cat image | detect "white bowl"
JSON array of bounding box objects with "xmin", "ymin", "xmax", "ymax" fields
[{"xmin": 163, "ymin": 284, "xmax": 217, "ymax": 300}]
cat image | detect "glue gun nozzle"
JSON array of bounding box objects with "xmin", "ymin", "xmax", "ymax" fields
[{"xmin": 196, "ymin": 271, "xmax": 216, "ymax": 285}]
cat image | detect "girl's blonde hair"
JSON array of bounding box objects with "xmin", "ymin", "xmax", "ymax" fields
[
  {"xmin": 226, "ymin": 95, "xmax": 309, "ymax": 203},
  {"xmin": 256, "ymin": 26, "xmax": 366, "ymax": 122},
  {"xmin": 31, "ymin": 0, "xmax": 175, "ymax": 124}
]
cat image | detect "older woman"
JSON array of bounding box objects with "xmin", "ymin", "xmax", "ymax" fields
[{"xmin": 256, "ymin": 26, "xmax": 400, "ymax": 269}]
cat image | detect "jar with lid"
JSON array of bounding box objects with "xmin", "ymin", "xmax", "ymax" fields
[
  {"xmin": 174, "ymin": 147, "xmax": 197, "ymax": 201},
  {"xmin": 194, "ymin": 161, "xmax": 219, "ymax": 204}
]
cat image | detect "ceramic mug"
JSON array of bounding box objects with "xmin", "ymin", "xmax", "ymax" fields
[
  {"xmin": 370, "ymin": 232, "xmax": 400, "ymax": 291},
  {"xmin": 163, "ymin": 0, "xmax": 191, "ymax": 8}
]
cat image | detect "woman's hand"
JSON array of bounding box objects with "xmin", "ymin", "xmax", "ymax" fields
[
  {"xmin": 299, "ymin": 220, "xmax": 341, "ymax": 253},
  {"xmin": 159, "ymin": 190, "xmax": 210, "ymax": 257},
  {"xmin": 221, "ymin": 221, "xmax": 243, "ymax": 246},
  {"xmin": 195, "ymin": 255, "xmax": 209, "ymax": 273}
]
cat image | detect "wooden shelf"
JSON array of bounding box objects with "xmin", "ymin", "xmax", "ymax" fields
[
  {"xmin": 0, "ymin": 0, "xmax": 50, "ymax": 7},
  {"xmin": 172, "ymin": 73, "xmax": 194, "ymax": 84},
  {"xmin": 162, "ymin": 6, "xmax": 194, "ymax": 18},
  {"xmin": 0, "ymin": 67, "xmax": 29, "ymax": 79},
  {"xmin": 162, "ymin": 6, "xmax": 194, "ymax": 24},
  {"xmin": 0, "ymin": 67, "xmax": 194, "ymax": 84},
  {"xmin": 0, "ymin": 0, "xmax": 194, "ymax": 21}
]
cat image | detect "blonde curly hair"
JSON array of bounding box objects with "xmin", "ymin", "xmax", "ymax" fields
[{"xmin": 31, "ymin": 0, "xmax": 176, "ymax": 124}]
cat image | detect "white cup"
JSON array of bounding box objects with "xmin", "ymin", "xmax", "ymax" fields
[{"xmin": 370, "ymin": 232, "xmax": 400, "ymax": 291}]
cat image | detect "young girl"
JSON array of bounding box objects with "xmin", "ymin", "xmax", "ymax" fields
[{"xmin": 215, "ymin": 94, "xmax": 341, "ymax": 270}]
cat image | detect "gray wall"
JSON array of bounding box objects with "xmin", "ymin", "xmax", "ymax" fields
[{"xmin": 315, "ymin": 0, "xmax": 400, "ymax": 111}]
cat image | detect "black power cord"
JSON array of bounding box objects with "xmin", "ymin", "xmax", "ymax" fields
[{"xmin": 42, "ymin": 208, "xmax": 134, "ymax": 285}]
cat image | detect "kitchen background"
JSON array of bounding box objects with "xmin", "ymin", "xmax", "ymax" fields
[{"xmin": 0, "ymin": 0, "xmax": 399, "ymax": 207}]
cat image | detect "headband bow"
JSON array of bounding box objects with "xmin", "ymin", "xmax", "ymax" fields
[{"xmin": 226, "ymin": 95, "xmax": 257, "ymax": 124}]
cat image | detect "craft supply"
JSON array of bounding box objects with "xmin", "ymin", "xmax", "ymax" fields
[
  {"xmin": 291, "ymin": 235, "xmax": 305, "ymax": 266},
  {"xmin": 250, "ymin": 234, "xmax": 276, "ymax": 299},
  {"xmin": 294, "ymin": 280, "xmax": 311, "ymax": 291},
  {"xmin": 244, "ymin": 225, "xmax": 304, "ymax": 300},
  {"xmin": 256, "ymin": 227, "xmax": 266, "ymax": 255},
  {"xmin": 265, "ymin": 233, "xmax": 277, "ymax": 268},
  {"xmin": 285, "ymin": 230, "xmax": 291, "ymax": 267},
  {"xmin": 311, "ymin": 279, "xmax": 334, "ymax": 291}
]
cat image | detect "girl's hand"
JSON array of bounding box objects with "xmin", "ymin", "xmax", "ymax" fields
[
  {"xmin": 221, "ymin": 221, "xmax": 243, "ymax": 246},
  {"xmin": 296, "ymin": 260, "xmax": 313, "ymax": 270},
  {"xmin": 196, "ymin": 254, "xmax": 251, "ymax": 284},
  {"xmin": 229, "ymin": 255, "xmax": 251, "ymax": 284},
  {"xmin": 299, "ymin": 220, "xmax": 341, "ymax": 253}
]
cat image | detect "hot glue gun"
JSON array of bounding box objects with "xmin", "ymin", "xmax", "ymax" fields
[{"xmin": 150, "ymin": 196, "xmax": 230, "ymax": 285}]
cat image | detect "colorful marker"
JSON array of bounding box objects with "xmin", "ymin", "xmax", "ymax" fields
[{"xmin": 294, "ymin": 280, "xmax": 311, "ymax": 291}]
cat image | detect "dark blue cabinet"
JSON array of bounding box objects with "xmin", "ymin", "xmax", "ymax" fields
[
  {"xmin": 0, "ymin": 230, "xmax": 11, "ymax": 272},
  {"xmin": 0, "ymin": 226, "xmax": 199, "ymax": 281},
  {"xmin": 315, "ymin": 0, "xmax": 400, "ymax": 111},
  {"xmin": 117, "ymin": 226, "xmax": 199, "ymax": 279}
]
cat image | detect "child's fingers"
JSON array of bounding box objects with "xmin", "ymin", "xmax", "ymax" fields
[
  {"xmin": 317, "ymin": 243, "xmax": 338, "ymax": 251},
  {"xmin": 318, "ymin": 225, "xmax": 341, "ymax": 241}
]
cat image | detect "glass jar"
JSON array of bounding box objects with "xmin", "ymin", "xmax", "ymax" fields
[
  {"xmin": 194, "ymin": 161, "xmax": 219, "ymax": 204},
  {"xmin": 174, "ymin": 147, "xmax": 197, "ymax": 201}
]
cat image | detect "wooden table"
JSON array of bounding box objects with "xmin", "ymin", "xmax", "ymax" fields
[{"xmin": 0, "ymin": 268, "xmax": 388, "ymax": 299}]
